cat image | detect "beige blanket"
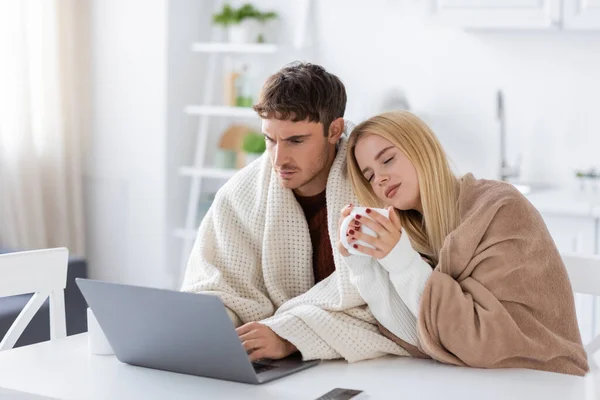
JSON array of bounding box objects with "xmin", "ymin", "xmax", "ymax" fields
[{"xmin": 415, "ymin": 174, "xmax": 589, "ymax": 375}]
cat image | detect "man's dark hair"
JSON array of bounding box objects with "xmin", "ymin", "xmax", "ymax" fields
[{"xmin": 253, "ymin": 62, "xmax": 347, "ymax": 136}]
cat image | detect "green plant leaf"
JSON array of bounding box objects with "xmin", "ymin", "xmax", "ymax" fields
[
  {"xmin": 242, "ymin": 132, "xmax": 266, "ymax": 154},
  {"xmin": 212, "ymin": 4, "xmax": 236, "ymax": 26},
  {"xmin": 212, "ymin": 3, "xmax": 278, "ymax": 25}
]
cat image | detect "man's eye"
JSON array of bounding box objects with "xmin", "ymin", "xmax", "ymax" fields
[{"xmin": 290, "ymin": 140, "xmax": 303, "ymax": 144}]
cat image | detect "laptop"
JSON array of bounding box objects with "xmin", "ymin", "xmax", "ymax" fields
[{"xmin": 75, "ymin": 278, "xmax": 320, "ymax": 384}]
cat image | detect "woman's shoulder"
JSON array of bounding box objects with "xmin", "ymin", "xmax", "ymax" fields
[{"xmin": 458, "ymin": 173, "xmax": 536, "ymax": 221}]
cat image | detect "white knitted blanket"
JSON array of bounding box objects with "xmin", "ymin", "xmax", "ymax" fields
[{"xmin": 181, "ymin": 125, "xmax": 416, "ymax": 362}]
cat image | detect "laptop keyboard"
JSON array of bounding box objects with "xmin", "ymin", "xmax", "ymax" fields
[{"xmin": 252, "ymin": 362, "xmax": 278, "ymax": 374}]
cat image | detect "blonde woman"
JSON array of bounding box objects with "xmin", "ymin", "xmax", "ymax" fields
[{"xmin": 337, "ymin": 110, "xmax": 588, "ymax": 376}]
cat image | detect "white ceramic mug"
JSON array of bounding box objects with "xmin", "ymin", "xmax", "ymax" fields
[
  {"xmin": 339, "ymin": 207, "xmax": 390, "ymax": 256},
  {"xmin": 87, "ymin": 307, "xmax": 114, "ymax": 355}
]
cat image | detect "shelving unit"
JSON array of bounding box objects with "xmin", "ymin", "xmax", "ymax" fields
[
  {"xmin": 191, "ymin": 42, "xmax": 278, "ymax": 54},
  {"xmin": 184, "ymin": 105, "xmax": 256, "ymax": 118},
  {"xmin": 175, "ymin": 0, "xmax": 313, "ymax": 278},
  {"xmin": 179, "ymin": 166, "xmax": 238, "ymax": 180},
  {"xmin": 175, "ymin": 40, "xmax": 277, "ymax": 275}
]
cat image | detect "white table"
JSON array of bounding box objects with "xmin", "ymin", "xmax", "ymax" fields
[
  {"xmin": 0, "ymin": 388, "xmax": 59, "ymax": 400},
  {"xmin": 0, "ymin": 334, "xmax": 598, "ymax": 400}
]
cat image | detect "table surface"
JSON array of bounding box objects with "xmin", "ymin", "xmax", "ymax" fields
[
  {"xmin": 0, "ymin": 334, "xmax": 598, "ymax": 400},
  {"xmin": 0, "ymin": 387, "xmax": 59, "ymax": 400}
]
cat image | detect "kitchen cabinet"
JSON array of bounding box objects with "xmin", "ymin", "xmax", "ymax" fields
[
  {"xmin": 431, "ymin": 0, "xmax": 561, "ymax": 29},
  {"xmin": 563, "ymin": 0, "xmax": 600, "ymax": 30}
]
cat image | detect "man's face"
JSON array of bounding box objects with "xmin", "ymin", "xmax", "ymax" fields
[{"xmin": 263, "ymin": 118, "xmax": 336, "ymax": 196}]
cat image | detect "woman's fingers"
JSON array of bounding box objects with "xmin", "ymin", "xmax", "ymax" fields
[
  {"xmin": 338, "ymin": 204, "xmax": 354, "ymax": 235},
  {"xmin": 365, "ymin": 208, "xmax": 397, "ymax": 233},
  {"xmin": 351, "ymin": 215, "xmax": 387, "ymax": 237},
  {"xmin": 340, "ymin": 203, "xmax": 353, "ymax": 218},
  {"xmin": 348, "ymin": 229, "xmax": 380, "ymax": 248},
  {"xmin": 350, "ymin": 243, "xmax": 382, "ymax": 259}
]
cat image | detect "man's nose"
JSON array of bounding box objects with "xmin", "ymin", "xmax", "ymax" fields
[{"xmin": 273, "ymin": 143, "xmax": 289, "ymax": 166}]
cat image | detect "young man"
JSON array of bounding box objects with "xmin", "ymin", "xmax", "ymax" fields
[{"xmin": 181, "ymin": 62, "xmax": 418, "ymax": 362}]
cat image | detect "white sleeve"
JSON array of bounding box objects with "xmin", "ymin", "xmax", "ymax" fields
[
  {"xmin": 378, "ymin": 231, "xmax": 433, "ymax": 317},
  {"xmin": 343, "ymin": 255, "xmax": 419, "ymax": 346}
]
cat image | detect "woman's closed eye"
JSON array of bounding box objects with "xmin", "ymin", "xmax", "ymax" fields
[{"xmin": 364, "ymin": 157, "xmax": 394, "ymax": 183}]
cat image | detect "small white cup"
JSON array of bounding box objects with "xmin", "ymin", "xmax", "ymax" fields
[
  {"xmin": 339, "ymin": 207, "xmax": 390, "ymax": 256},
  {"xmin": 87, "ymin": 307, "xmax": 114, "ymax": 355}
]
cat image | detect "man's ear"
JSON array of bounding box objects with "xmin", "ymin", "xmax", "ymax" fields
[{"xmin": 327, "ymin": 117, "xmax": 345, "ymax": 144}]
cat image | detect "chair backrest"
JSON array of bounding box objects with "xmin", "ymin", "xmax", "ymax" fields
[
  {"xmin": 562, "ymin": 252, "xmax": 600, "ymax": 369},
  {"xmin": 562, "ymin": 253, "xmax": 600, "ymax": 297},
  {"xmin": 0, "ymin": 248, "xmax": 69, "ymax": 350}
]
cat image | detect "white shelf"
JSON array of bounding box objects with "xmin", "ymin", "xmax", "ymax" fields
[
  {"xmin": 173, "ymin": 229, "xmax": 198, "ymax": 240},
  {"xmin": 185, "ymin": 105, "xmax": 256, "ymax": 118},
  {"xmin": 190, "ymin": 42, "xmax": 278, "ymax": 54},
  {"xmin": 179, "ymin": 166, "xmax": 238, "ymax": 179}
]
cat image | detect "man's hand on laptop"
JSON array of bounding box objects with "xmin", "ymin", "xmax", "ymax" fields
[{"xmin": 236, "ymin": 322, "xmax": 298, "ymax": 361}]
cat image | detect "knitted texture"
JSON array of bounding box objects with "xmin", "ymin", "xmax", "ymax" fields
[{"xmin": 181, "ymin": 124, "xmax": 413, "ymax": 362}]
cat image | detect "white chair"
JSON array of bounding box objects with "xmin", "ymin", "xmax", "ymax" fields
[
  {"xmin": 562, "ymin": 252, "xmax": 600, "ymax": 369},
  {"xmin": 0, "ymin": 248, "xmax": 69, "ymax": 350}
]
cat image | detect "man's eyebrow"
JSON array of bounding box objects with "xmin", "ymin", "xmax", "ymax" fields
[
  {"xmin": 262, "ymin": 133, "xmax": 311, "ymax": 140},
  {"xmin": 284, "ymin": 134, "xmax": 311, "ymax": 141}
]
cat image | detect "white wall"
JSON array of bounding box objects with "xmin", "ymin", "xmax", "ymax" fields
[
  {"xmin": 166, "ymin": 0, "xmax": 214, "ymax": 287},
  {"xmin": 312, "ymin": 0, "xmax": 600, "ymax": 186},
  {"xmin": 86, "ymin": 0, "xmax": 170, "ymax": 288}
]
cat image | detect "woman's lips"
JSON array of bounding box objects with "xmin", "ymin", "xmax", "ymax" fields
[{"xmin": 385, "ymin": 183, "xmax": 401, "ymax": 198}]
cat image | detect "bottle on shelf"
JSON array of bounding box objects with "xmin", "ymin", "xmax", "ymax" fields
[
  {"xmin": 223, "ymin": 57, "xmax": 239, "ymax": 107},
  {"xmin": 235, "ymin": 64, "xmax": 253, "ymax": 108},
  {"xmin": 224, "ymin": 72, "xmax": 239, "ymax": 107}
]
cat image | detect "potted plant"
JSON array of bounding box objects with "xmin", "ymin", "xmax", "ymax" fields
[
  {"xmin": 212, "ymin": 3, "xmax": 277, "ymax": 44},
  {"xmin": 242, "ymin": 131, "xmax": 266, "ymax": 165},
  {"xmin": 255, "ymin": 10, "xmax": 278, "ymax": 43}
]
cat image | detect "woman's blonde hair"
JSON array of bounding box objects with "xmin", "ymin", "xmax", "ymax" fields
[{"xmin": 347, "ymin": 111, "xmax": 459, "ymax": 264}]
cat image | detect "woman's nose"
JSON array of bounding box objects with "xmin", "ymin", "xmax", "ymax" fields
[{"xmin": 378, "ymin": 175, "xmax": 389, "ymax": 186}]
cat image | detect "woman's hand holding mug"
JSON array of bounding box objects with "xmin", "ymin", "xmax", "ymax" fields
[{"xmin": 337, "ymin": 205, "xmax": 402, "ymax": 259}]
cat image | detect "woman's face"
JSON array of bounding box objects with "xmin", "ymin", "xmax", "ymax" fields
[{"xmin": 353, "ymin": 134, "xmax": 422, "ymax": 212}]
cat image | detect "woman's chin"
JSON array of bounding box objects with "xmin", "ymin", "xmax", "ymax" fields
[
  {"xmin": 379, "ymin": 197, "xmax": 410, "ymax": 212},
  {"xmin": 390, "ymin": 199, "xmax": 413, "ymax": 212}
]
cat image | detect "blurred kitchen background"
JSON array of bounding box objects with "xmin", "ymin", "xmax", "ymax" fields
[{"xmin": 2, "ymin": 0, "xmax": 600, "ymax": 343}]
